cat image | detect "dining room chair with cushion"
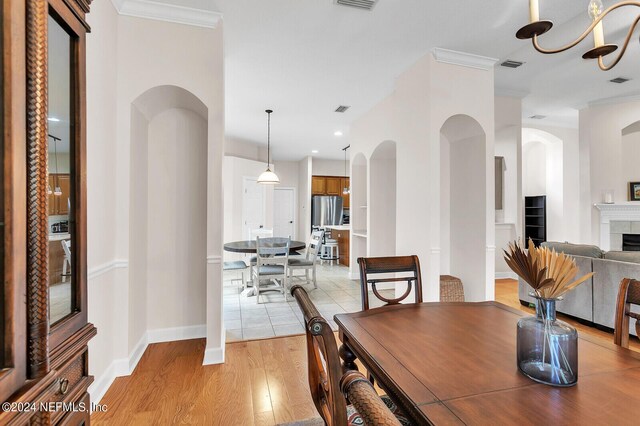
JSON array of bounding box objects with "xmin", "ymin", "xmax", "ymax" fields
[
  {"xmin": 290, "ymin": 285, "xmax": 410, "ymax": 426},
  {"xmin": 61, "ymin": 239, "xmax": 72, "ymax": 283},
  {"xmin": 357, "ymin": 255, "xmax": 423, "ymax": 311},
  {"xmin": 614, "ymin": 278, "xmax": 640, "ymax": 348},
  {"xmin": 253, "ymin": 236, "xmax": 291, "ymax": 303},
  {"xmin": 288, "ymin": 230, "xmax": 323, "ymax": 289}
]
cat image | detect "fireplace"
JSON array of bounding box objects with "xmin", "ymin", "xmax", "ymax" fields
[{"xmin": 623, "ymin": 234, "xmax": 640, "ymax": 251}]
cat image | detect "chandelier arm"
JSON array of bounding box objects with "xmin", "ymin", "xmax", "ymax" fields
[
  {"xmin": 532, "ymin": 1, "xmax": 640, "ymax": 54},
  {"xmin": 597, "ymin": 14, "xmax": 640, "ymax": 70}
]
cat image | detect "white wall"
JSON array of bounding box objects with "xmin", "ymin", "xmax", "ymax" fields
[
  {"xmin": 579, "ymin": 100, "xmax": 640, "ymax": 245},
  {"xmin": 494, "ymin": 97, "xmax": 522, "ymax": 279},
  {"xmin": 369, "ymin": 142, "xmax": 396, "ymax": 257},
  {"xmin": 312, "ymin": 158, "xmax": 347, "ymax": 177},
  {"xmin": 622, "ymin": 127, "xmax": 640, "ymax": 193},
  {"xmin": 523, "ymin": 141, "xmax": 547, "ymax": 196},
  {"xmin": 225, "ymin": 137, "xmax": 267, "ymax": 163},
  {"xmin": 298, "ymin": 157, "xmax": 312, "ymax": 239},
  {"xmin": 146, "ymin": 108, "xmax": 207, "ymax": 330},
  {"xmin": 350, "ymin": 52, "xmax": 495, "ymax": 301},
  {"xmin": 86, "ymin": 2, "xmax": 225, "ymax": 403}
]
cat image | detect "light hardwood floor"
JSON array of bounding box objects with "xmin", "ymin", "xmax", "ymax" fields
[{"xmin": 93, "ymin": 279, "xmax": 639, "ymax": 425}]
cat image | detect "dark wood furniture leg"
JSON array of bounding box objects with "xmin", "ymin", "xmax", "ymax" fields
[{"xmin": 338, "ymin": 332, "xmax": 358, "ymax": 372}]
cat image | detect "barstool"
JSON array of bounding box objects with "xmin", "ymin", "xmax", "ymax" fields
[{"xmin": 321, "ymin": 238, "xmax": 340, "ymax": 265}]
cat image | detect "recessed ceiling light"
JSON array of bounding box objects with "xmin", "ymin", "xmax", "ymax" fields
[
  {"xmin": 48, "ymin": 117, "xmax": 60, "ymax": 122},
  {"xmin": 312, "ymin": 150, "xmax": 319, "ymax": 154},
  {"xmin": 334, "ymin": 131, "xmax": 343, "ymax": 137}
]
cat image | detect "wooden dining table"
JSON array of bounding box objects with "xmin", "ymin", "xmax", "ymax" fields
[{"xmin": 334, "ymin": 301, "xmax": 640, "ymax": 425}]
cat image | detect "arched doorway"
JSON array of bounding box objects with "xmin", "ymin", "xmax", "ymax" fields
[
  {"xmin": 440, "ymin": 115, "xmax": 488, "ymax": 301},
  {"xmin": 129, "ymin": 85, "xmax": 208, "ymax": 349},
  {"xmin": 522, "ymin": 128, "xmax": 563, "ymax": 241}
]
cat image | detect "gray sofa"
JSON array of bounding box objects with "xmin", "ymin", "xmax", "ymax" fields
[{"xmin": 518, "ymin": 242, "xmax": 640, "ymax": 336}]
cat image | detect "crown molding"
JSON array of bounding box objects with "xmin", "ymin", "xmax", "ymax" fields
[
  {"xmin": 432, "ymin": 48, "xmax": 498, "ymax": 71},
  {"xmin": 578, "ymin": 92, "xmax": 640, "ymax": 110},
  {"xmin": 110, "ymin": 0, "xmax": 222, "ymax": 29}
]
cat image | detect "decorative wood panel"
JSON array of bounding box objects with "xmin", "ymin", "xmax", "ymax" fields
[{"xmin": 26, "ymin": 0, "xmax": 50, "ymax": 380}]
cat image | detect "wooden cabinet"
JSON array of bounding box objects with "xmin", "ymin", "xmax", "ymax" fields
[
  {"xmin": 311, "ymin": 175, "xmax": 350, "ymax": 209},
  {"xmin": 49, "ymin": 174, "xmax": 71, "ymax": 215},
  {"xmin": 312, "ymin": 176, "xmax": 326, "ymax": 195},
  {"xmin": 334, "ymin": 229, "xmax": 350, "ymax": 267},
  {"xmin": 325, "ymin": 177, "xmax": 341, "ymax": 195},
  {"xmin": 341, "ymin": 178, "xmax": 350, "ymax": 208},
  {"xmin": 0, "ymin": 0, "xmax": 96, "ymax": 424}
]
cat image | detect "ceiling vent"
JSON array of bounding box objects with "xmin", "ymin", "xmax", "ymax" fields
[
  {"xmin": 335, "ymin": 105, "xmax": 351, "ymax": 113},
  {"xmin": 610, "ymin": 77, "xmax": 630, "ymax": 84},
  {"xmin": 335, "ymin": 0, "xmax": 378, "ymax": 11},
  {"xmin": 501, "ymin": 60, "xmax": 524, "ymax": 69},
  {"xmin": 529, "ymin": 115, "xmax": 546, "ymax": 120}
]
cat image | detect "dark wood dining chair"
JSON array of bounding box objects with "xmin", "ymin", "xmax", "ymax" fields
[
  {"xmin": 290, "ymin": 285, "xmax": 408, "ymax": 426},
  {"xmin": 614, "ymin": 278, "xmax": 640, "ymax": 349},
  {"xmin": 357, "ymin": 256, "xmax": 423, "ymax": 311}
]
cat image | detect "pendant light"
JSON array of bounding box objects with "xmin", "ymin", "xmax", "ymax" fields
[
  {"xmin": 257, "ymin": 109, "xmax": 280, "ymax": 185},
  {"xmin": 48, "ymin": 134, "xmax": 62, "ymax": 195},
  {"xmin": 342, "ymin": 145, "xmax": 350, "ymax": 195}
]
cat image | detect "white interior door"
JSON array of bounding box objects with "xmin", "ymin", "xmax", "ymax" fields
[
  {"xmin": 242, "ymin": 177, "xmax": 266, "ymax": 240},
  {"xmin": 273, "ymin": 188, "xmax": 295, "ymax": 239}
]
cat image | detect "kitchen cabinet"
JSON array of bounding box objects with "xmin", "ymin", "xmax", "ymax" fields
[
  {"xmin": 325, "ymin": 177, "xmax": 341, "ymax": 195},
  {"xmin": 328, "ymin": 227, "xmax": 350, "ymax": 267},
  {"xmin": 341, "ymin": 177, "xmax": 350, "ymax": 208},
  {"xmin": 48, "ymin": 174, "xmax": 71, "ymax": 216},
  {"xmin": 312, "ymin": 176, "xmax": 326, "ymax": 195},
  {"xmin": 312, "ymin": 175, "xmax": 350, "ymax": 209}
]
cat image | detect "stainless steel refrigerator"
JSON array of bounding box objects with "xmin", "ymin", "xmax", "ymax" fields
[{"xmin": 311, "ymin": 196, "xmax": 344, "ymax": 228}]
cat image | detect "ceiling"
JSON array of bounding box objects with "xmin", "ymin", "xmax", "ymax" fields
[{"xmin": 173, "ymin": 1, "xmax": 640, "ymax": 159}]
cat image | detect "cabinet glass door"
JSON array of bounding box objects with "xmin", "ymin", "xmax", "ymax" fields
[{"xmin": 48, "ymin": 13, "xmax": 75, "ymax": 325}]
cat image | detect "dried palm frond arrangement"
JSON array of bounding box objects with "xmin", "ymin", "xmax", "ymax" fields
[{"xmin": 504, "ymin": 239, "xmax": 594, "ymax": 299}]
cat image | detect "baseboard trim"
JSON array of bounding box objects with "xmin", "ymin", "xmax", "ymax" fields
[
  {"xmin": 495, "ymin": 272, "xmax": 518, "ymax": 280},
  {"xmin": 147, "ymin": 324, "xmax": 206, "ymax": 343},
  {"xmin": 89, "ymin": 357, "xmax": 128, "ymax": 405},
  {"xmin": 202, "ymin": 346, "xmax": 225, "ymax": 365},
  {"xmin": 90, "ymin": 324, "xmax": 207, "ymax": 404}
]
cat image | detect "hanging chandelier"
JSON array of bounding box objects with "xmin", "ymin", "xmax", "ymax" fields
[
  {"xmin": 257, "ymin": 109, "xmax": 280, "ymax": 185},
  {"xmin": 342, "ymin": 145, "xmax": 350, "ymax": 195},
  {"xmin": 517, "ymin": 0, "xmax": 640, "ymax": 71}
]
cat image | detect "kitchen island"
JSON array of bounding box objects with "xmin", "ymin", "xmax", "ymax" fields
[{"xmin": 324, "ymin": 225, "xmax": 350, "ymax": 267}]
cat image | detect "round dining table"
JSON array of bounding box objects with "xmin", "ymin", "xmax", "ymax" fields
[{"xmin": 223, "ymin": 240, "xmax": 306, "ymax": 254}]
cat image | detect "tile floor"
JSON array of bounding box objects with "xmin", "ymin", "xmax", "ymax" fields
[{"xmin": 223, "ymin": 263, "xmax": 392, "ymax": 342}]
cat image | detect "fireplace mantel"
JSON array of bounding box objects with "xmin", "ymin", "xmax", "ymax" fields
[{"xmin": 595, "ymin": 203, "xmax": 640, "ymax": 251}]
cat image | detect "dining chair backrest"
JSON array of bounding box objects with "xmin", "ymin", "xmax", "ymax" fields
[
  {"xmin": 340, "ymin": 372, "xmax": 402, "ymax": 426},
  {"xmin": 358, "ymin": 255, "xmax": 423, "ymax": 311},
  {"xmin": 614, "ymin": 278, "xmax": 640, "ymax": 348},
  {"xmin": 305, "ymin": 230, "xmax": 324, "ymax": 262},
  {"xmin": 256, "ymin": 237, "xmax": 291, "ymax": 268},
  {"xmin": 61, "ymin": 239, "xmax": 71, "ymax": 259},
  {"xmin": 291, "ymin": 285, "xmax": 347, "ymax": 426}
]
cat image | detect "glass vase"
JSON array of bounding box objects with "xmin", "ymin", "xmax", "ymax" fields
[{"xmin": 516, "ymin": 296, "xmax": 578, "ymax": 386}]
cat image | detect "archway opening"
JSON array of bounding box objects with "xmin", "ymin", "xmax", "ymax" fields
[
  {"xmin": 622, "ymin": 121, "xmax": 640, "ymax": 213},
  {"xmin": 522, "ymin": 128, "xmax": 563, "ymax": 242},
  {"xmin": 350, "ymin": 153, "xmax": 368, "ymax": 270},
  {"xmin": 440, "ymin": 115, "xmax": 487, "ymax": 301},
  {"xmin": 129, "ymin": 85, "xmax": 208, "ymax": 348}
]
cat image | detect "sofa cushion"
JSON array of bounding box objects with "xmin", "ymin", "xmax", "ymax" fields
[
  {"xmin": 603, "ymin": 251, "xmax": 640, "ymax": 264},
  {"xmin": 541, "ymin": 241, "xmax": 603, "ymax": 258}
]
